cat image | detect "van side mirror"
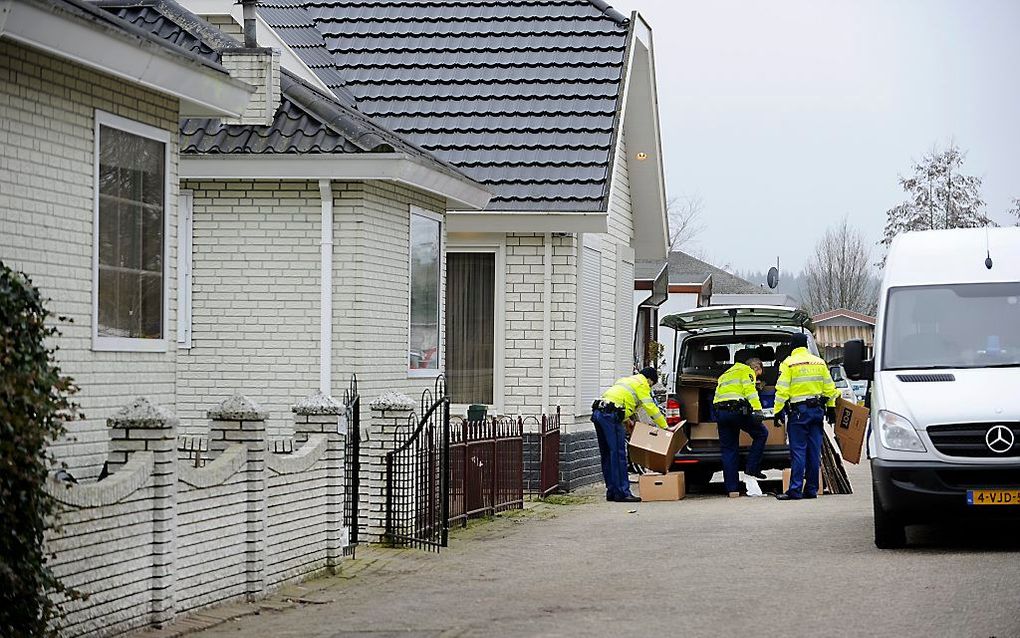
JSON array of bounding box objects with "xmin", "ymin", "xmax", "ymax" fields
[{"xmin": 843, "ymin": 339, "xmax": 874, "ymax": 381}]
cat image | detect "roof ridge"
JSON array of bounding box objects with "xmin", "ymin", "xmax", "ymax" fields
[{"xmin": 586, "ymin": 0, "xmax": 629, "ymax": 25}]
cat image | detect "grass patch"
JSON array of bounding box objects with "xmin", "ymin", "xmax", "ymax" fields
[{"xmin": 535, "ymin": 493, "xmax": 595, "ymax": 506}]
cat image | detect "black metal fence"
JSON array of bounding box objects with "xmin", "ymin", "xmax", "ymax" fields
[
  {"xmin": 343, "ymin": 374, "xmax": 361, "ymax": 557},
  {"xmin": 385, "ymin": 380, "xmax": 450, "ymax": 551},
  {"xmin": 449, "ymin": 415, "xmax": 524, "ymax": 527},
  {"xmin": 538, "ymin": 407, "xmax": 561, "ymax": 497}
]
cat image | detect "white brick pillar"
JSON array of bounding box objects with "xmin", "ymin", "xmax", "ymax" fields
[
  {"xmin": 292, "ymin": 392, "xmax": 345, "ymax": 570},
  {"xmin": 362, "ymin": 392, "xmax": 416, "ymax": 544},
  {"xmin": 208, "ymin": 395, "xmax": 267, "ymax": 601},
  {"xmin": 107, "ymin": 397, "xmax": 179, "ymax": 626}
]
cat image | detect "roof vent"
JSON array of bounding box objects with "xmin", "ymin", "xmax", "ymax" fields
[{"xmin": 896, "ymin": 373, "xmax": 956, "ymax": 383}]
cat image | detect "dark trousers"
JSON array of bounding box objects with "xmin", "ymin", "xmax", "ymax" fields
[
  {"xmin": 592, "ymin": 408, "xmax": 632, "ymax": 499},
  {"xmin": 717, "ymin": 409, "xmax": 768, "ymax": 493},
  {"xmin": 787, "ymin": 403, "xmax": 825, "ymax": 498}
]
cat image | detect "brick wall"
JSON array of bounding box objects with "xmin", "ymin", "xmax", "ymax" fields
[
  {"xmin": 0, "ymin": 40, "xmax": 180, "ymax": 479},
  {"xmin": 331, "ymin": 181, "xmax": 448, "ymax": 404}
]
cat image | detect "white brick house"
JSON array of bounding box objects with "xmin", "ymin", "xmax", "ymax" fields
[
  {"xmin": 0, "ymin": 0, "xmax": 251, "ymax": 478},
  {"xmin": 253, "ymin": 1, "xmax": 672, "ymax": 487},
  {"xmin": 96, "ymin": 1, "xmax": 491, "ymax": 436}
]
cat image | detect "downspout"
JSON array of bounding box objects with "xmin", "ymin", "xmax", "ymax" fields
[
  {"xmin": 540, "ymin": 232, "xmax": 553, "ymax": 414},
  {"xmin": 319, "ymin": 179, "xmax": 333, "ymax": 394}
]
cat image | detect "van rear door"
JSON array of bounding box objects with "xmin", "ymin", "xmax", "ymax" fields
[{"xmin": 662, "ymin": 306, "xmax": 812, "ymax": 333}]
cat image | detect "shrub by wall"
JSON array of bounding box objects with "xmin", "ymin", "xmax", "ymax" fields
[{"xmin": 0, "ymin": 262, "xmax": 80, "ymax": 637}]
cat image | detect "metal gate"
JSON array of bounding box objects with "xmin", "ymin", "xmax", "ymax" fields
[
  {"xmin": 343, "ymin": 374, "xmax": 361, "ymax": 557},
  {"xmin": 385, "ymin": 378, "xmax": 450, "ymax": 551}
]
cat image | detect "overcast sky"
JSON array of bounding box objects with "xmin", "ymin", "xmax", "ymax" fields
[{"xmin": 617, "ymin": 0, "xmax": 1020, "ymax": 275}]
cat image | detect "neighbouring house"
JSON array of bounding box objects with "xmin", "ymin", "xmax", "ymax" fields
[
  {"xmin": 96, "ymin": 0, "xmax": 491, "ymax": 438},
  {"xmin": 254, "ymin": 0, "xmax": 671, "ymax": 488},
  {"xmin": 642, "ymin": 251, "xmax": 798, "ymax": 375},
  {"xmin": 0, "ymin": 0, "xmax": 252, "ymax": 479},
  {"xmin": 812, "ymin": 308, "xmax": 876, "ymax": 362}
]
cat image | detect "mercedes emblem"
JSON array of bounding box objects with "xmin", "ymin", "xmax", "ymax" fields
[{"xmin": 985, "ymin": 425, "xmax": 1015, "ymax": 454}]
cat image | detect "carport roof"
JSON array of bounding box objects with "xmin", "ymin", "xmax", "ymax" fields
[{"xmin": 258, "ymin": 0, "xmax": 632, "ymax": 211}]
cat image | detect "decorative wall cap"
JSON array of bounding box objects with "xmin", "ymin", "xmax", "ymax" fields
[
  {"xmin": 292, "ymin": 392, "xmax": 343, "ymax": 416},
  {"xmin": 369, "ymin": 392, "xmax": 416, "ymax": 411},
  {"xmin": 46, "ymin": 452, "xmax": 154, "ymax": 508},
  {"xmin": 266, "ymin": 435, "xmax": 327, "ymax": 475},
  {"xmin": 179, "ymin": 444, "xmax": 246, "ymax": 489},
  {"xmin": 208, "ymin": 395, "xmax": 267, "ymax": 421},
  {"xmin": 107, "ymin": 397, "xmax": 178, "ymax": 429}
]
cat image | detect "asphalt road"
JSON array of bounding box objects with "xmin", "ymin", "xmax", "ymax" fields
[{"xmin": 191, "ymin": 462, "xmax": 1020, "ymax": 638}]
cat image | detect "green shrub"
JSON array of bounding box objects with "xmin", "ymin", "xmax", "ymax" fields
[{"xmin": 0, "ymin": 262, "xmax": 81, "ymax": 637}]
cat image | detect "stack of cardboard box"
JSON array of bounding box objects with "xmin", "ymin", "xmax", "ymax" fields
[
  {"xmin": 680, "ymin": 382, "xmax": 787, "ymax": 448},
  {"xmin": 628, "ymin": 423, "xmax": 689, "ymax": 501}
]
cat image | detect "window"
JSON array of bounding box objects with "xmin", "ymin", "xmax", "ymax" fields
[
  {"xmin": 446, "ymin": 252, "xmax": 496, "ymax": 404},
  {"xmin": 409, "ymin": 209, "xmax": 442, "ymax": 373},
  {"xmin": 93, "ymin": 111, "xmax": 170, "ymax": 351}
]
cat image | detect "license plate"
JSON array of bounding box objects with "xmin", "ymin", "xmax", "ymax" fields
[{"xmin": 967, "ymin": 489, "xmax": 1020, "ymax": 506}]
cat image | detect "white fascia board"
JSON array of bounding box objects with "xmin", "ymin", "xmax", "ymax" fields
[
  {"xmin": 177, "ymin": 0, "xmax": 333, "ymax": 94},
  {"xmin": 1, "ymin": 0, "xmax": 252, "ymax": 117},
  {"xmin": 446, "ymin": 211, "xmax": 608, "ymax": 234},
  {"xmin": 623, "ymin": 11, "xmax": 669, "ymax": 261},
  {"xmin": 179, "ymin": 154, "xmax": 492, "ymax": 210}
]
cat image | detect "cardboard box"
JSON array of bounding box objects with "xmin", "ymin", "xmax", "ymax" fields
[
  {"xmin": 639, "ymin": 471, "xmax": 686, "ymax": 501},
  {"xmin": 834, "ymin": 398, "xmax": 869, "ymax": 464},
  {"xmin": 782, "ymin": 468, "xmax": 824, "ymax": 496},
  {"xmin": 628, "ymin": 422, "xmax": 688, "ymax": 474},
  {"xmin": 689, "ymin": 421, "xmax": 718, "ymax": 440},
  {"xmin": 678, "ymin": 387, "xmax": 702, "ymax": 424},
  {"xmin": 763, "ymin": 418, "xmax": 787, "ymax": 446}
]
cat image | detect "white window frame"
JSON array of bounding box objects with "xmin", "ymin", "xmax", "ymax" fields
[
  {"xmin": 408, "ymin": 206, "xmax": 444, "ymax": 378},
  {"xmin": 445, "ymin": 239, "xmax": 506, "ymax": 412},
  {"xmin": 177, "ymin": 190, "xmax": 193, "ymax": 349},
  {"xmin": 576, "ymin": 234, "xmax": 603, "ymax": 415},
  {"xmin": 91, "ymin": 109, "xmax": 172, "ymax": 353}
]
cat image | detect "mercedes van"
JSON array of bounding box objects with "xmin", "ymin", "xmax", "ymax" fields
[{"xmin": 844, "ymin": 227, "xmax": 1020, "ymax": 548}]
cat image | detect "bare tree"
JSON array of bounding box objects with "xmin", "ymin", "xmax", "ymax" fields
[
  {"xmin": 668, "ymin": 195, "xmax": 706, "ymax": 251},
  {"xmin": 804, "ymin": 217, "xmax": 879, "ymax": 315},
  {"xmin": 880, "ymin": 142, "xmax": 992, "ymax": 265},
  {"xmin": 1009, "ymin": 198, "xmax": 1020, "ymax": 227}
]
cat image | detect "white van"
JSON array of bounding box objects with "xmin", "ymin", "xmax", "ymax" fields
[{"xmin": 844, "ymin": 227, "xmax": 1020, "ymax": 548}]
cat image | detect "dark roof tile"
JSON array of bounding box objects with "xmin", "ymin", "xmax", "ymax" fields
[{"xmin": 260, "ymin": 0, "xmax": 631, "ymax": 211}]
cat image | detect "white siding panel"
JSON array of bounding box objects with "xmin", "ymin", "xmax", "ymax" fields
[
  {"xmin": 578, "ymin": 244, "xmax": 602, "ymax": 409},
  {"xmin": 617, "ymin": 255, "xmax": 635, "ymax": 375}
]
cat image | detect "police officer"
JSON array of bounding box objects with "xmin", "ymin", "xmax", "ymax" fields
[
  {"xmin": 713, "ymin": 356, "xmax": 768, "ymax": 498},
  {"xmin": 592, "ymin": 367, "xmax": 669, "ymax": 502},
  {"xmin": 773, "ymin": 333, "xmax": 840, "ymax": 500}
]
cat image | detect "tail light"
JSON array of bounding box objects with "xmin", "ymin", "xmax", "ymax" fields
[{"xmin": 665, "ymin": 396, "xmax": 682, "ymax": 426}]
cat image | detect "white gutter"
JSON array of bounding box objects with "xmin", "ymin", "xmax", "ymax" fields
[
  {"xmin": 319, "ymin": 179, "xmax": 333, "ymax": 394},
  {"xmin": 1, "ymin": 0, "xmax": 252, "ymax": 117},
  {"xmin": 180, "ymin": 154, "xmax": 492, "ymax": 211},
  {"xmin": 447, "ymin": 211, "xmax": 608, "ymax": 234},
  {"xmin": 540, "ymin": 232, "xmax": 553, "ymax": 414}
]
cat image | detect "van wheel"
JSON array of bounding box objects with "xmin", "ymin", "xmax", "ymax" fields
[{"xmin": 873, "ymin": 489, "xmax": 906, "ymax": 549}]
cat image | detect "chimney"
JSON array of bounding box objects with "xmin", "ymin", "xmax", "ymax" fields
[{"xmin": 220, "ymin": 0, "xmax": 280, "ymax": 126}]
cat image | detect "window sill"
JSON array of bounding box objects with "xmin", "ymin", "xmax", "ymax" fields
[
  {"xmin": 408, "ymin": 369, "xmax": 443, "ymax": 379},
  {"xmin": 92, "ymin": 336, "xmax": 169, "ymax": 353}
]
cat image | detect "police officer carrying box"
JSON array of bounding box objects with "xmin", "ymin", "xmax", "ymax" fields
[
  {"xmin": 773, "ymin": 333, "xmax": 840, "ymax": 500},
  {"xmin": 713, "ymin": 356, "xmax": 768, "ymax": 498},
  {"xmin": 592, "ymin": 367, "xmax": 669, "ymax": 503}
]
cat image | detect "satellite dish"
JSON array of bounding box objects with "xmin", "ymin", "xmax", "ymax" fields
[{"xmin": 766, "ymin": 266, "xmax": 780, "ymax": 289}]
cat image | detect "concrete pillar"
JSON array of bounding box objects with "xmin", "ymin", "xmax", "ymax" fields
[
  {"xmin": 107, "ymin": 397, "xmax": 179, "ymax": 626},
  {"xmin": 208, "ymin": 395, "xmax": 267, "ymax": 601},
  {"xmin": 292, "ymin": 391, "xmax": 345, "ymax": 569},
  {"xmin": 361, "ymin": 392, "xmax": 415, "ymax": 544}
]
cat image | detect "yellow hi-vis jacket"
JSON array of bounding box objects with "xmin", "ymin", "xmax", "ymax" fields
[
  {"xmin": 602, "ymin": 374, "xmax": 668, "ymax": 429},
  {"xmin": 713, "ymin": 362, "xmax": 762, "ymax": 411},
  {"xmin": 774, "ymin": 347, "xmax": 840, "ymax": 413}
]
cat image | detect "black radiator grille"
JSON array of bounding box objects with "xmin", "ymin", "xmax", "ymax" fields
[{"xmin": 927, "ymin": 423, "xmax": 1020, "ymax": 458}]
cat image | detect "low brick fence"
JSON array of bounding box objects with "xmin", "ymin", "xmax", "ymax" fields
[{"xmin": 43, "ymin": 393, "xmax": 348, "ymax": 637}]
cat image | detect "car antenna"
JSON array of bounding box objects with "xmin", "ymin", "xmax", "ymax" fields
[{"xmin": 984, "ymin": 226, "xmax": 993, "ymax": 270}]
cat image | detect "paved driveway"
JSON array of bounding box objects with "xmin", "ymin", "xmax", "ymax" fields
[{"xmin": 190, "ymin": 462, "xmax": 1020, "ymax": 638}]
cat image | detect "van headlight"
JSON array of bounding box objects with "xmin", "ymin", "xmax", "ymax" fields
[{"xmin": 877, "ymin": 410, "xmax": 926, "ymax": 452}]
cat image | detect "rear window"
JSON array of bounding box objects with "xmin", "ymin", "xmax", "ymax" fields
[{"xmin": 678, "ymin": 333, "xmax": 811, "ymax": 376}]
